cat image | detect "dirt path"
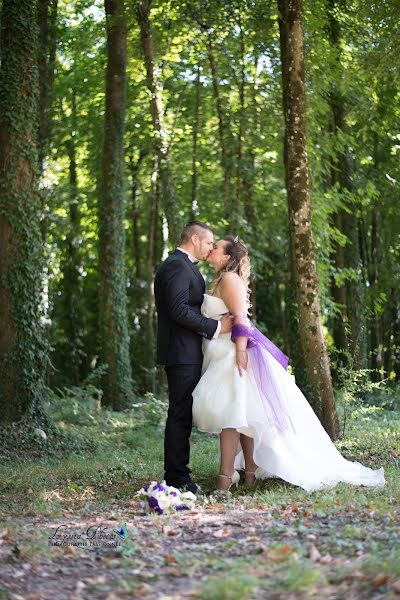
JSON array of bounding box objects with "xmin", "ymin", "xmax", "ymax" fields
[{"xmin": 0, "ymin": 496, "xmax": 398, "ymax": 599}]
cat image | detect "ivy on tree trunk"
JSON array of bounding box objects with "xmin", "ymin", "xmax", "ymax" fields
[
  {"xmin": 0, "ymin": 0, "xmax": 48, "ymax": 424},
  {"xmin": 277, "ymin": 0, "xmax": 340, "ymax": 439},
  {"xmin": 98, "ymin": 0, "xmax": 134, "ymax": 410}
]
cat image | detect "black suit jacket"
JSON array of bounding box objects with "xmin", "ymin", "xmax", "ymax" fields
[{"xmin": 154, "ymin": 250, "xmax": 219, "ymax": 366}]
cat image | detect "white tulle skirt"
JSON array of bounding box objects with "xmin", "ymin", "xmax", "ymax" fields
[{"xmin": 192, "ymin": 333, "xmax": 385, "ymax": 492}]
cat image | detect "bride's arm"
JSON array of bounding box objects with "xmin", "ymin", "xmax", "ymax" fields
[{"xmin": 218, "ymin": 273, "xmax": 249, "ymax": 376}]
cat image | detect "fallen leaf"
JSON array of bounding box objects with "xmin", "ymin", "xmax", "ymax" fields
[
  {"xmin": 166, "ymin": 568, "xmax": 182, "ymax": 577},
  {"xmin": 213, "ymin": 529, "xmax": 232, "ymax": 538},
  {"xmin": 245, "ymin": 527, "xmax": 257, "ymax": 534},
  {"xmin": 146, "ymin": 540, "xmax": 162, "ymax": 549},
  {"xmin": 371, "ymin": 574, "xmax": 389, "ymax": 587},
  {"xmin": 278, "ymin": 544, "xmax": 295, "ymax": 555},
  {"xmin": 163, "ymin": 526, "xmax": 178, "ymax": 536},
  {"xmin": 309, "ymin": 544, "xmax": 321, "ymax": 562},
  {"xmin": 135, "ymin": 584, "xmax": 151, "ymax": 596},
  {"xmin": 90, "ymin": 575, "xmax": 107, "ymax": 585},
  {"xmin": 320, "ymin": 554, "xmax": 333, "ymax": 564},
  {"xmin": 245, "ymin": 536, "xmax": 260, "ymax": 542},
  {"xmin": 164, "ymin": 554, "xmax": 178, "ymax": 564}
]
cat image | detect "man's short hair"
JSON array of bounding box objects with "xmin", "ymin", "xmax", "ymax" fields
[{"xmin": 180, "ymin": 221, "xmax": 213, "ymax": 244}]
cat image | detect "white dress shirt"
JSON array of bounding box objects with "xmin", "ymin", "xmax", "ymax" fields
[{"xmin": 176, "ymin": 247, "xmax": 221, "ymax": 339}]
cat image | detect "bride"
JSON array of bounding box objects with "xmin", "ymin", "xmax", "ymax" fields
[{"xmin": 192, "ymin": 236, "xmax": 385, "ymax": 492}]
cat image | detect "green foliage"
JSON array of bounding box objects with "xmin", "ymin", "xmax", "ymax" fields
[
  {"xmin": 1, "ymin": 0, "xmax": 396, "ymax": 405},
  {"xmin": 45, "ymin": 364, "xmax": 107, "ymax": 425},
  {"xmin": 131, "ymin": 392, "xmax": 168, "ymax": 427}
]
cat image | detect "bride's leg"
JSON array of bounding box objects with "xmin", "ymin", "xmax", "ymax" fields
[
  {"xmin": 218, "ymin": 428, "xmax": 240, "ymax": 490},
  {"xmin": 240, "ymin": 433, "xmax": 258, "ymax": 486}
]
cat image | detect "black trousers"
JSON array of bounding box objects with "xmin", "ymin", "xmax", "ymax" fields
[{"xmin": 164, "ymin": 364, "xmax": 202, "ymax": 485}]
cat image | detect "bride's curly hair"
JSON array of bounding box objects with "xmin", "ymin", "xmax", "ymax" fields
[{"xmin": 210, "ymin": 236, "xmax": 252, "ymax": 307}]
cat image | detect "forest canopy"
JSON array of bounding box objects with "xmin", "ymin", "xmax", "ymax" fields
[{"xmin": 0, "ymin": 0, "xmax": 399, "ymax": 431}]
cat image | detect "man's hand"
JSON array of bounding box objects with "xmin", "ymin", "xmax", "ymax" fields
[{"xmin": 220, "ymin": 313, "xmax": 234, "ymax": 334}]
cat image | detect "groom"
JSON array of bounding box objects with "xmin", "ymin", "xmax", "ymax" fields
[{"xmin": 154, "ymin": 221, "xmax": 233, "ymax": 493}]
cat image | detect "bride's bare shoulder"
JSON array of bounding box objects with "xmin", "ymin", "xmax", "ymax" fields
[{"xmin": 220, "ymin": 272, "xmax": 244, "ymax": 288}]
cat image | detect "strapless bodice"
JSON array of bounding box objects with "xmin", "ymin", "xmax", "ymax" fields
[{"xmin": 201, "ymin": 293, "xmax": 229, "ymax": 319}]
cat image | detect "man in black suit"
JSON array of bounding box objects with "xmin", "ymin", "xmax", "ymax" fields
[{"xmin": 154, "ymin": 221, "xmax": 233, "ymax": 493}]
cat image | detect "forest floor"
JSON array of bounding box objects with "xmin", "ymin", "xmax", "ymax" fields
[{"xmin": 0, "ymin": 389, "xmax": 399, "ymax": 600}]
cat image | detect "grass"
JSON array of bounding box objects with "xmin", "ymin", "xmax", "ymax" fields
[{"xmin": 0, "ymin": 386, "xmax": 399, "ymax": 599}]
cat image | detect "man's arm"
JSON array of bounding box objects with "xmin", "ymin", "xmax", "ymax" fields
[{"xmin": 162, "ymin": 260, "xmax": 218, "ymax": 339}]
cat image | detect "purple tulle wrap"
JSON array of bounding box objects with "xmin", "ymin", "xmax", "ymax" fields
[{"xmin": 232, "ymin": 323, "xmax": 294, "ymax": 434}]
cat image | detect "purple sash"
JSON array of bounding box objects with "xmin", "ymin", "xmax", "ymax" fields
[{"xmin": 232, "ymin": 323, "xmax": 294, "ymax": 433}]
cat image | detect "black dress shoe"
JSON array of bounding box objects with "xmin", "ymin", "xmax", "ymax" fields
[
  {"xmin": 167, "ymin": 480, "xmax": 198, "ymax": 494},
  {"xmin": 180, "ymin": 481, "xmax": 198, "ymax": 494}
]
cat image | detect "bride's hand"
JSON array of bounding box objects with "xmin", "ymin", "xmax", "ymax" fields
[{"xmin": 236, "ymin": 349, "xmax": 248, "ymax": 377}]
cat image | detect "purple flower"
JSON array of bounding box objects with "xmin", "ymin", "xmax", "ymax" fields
[
  {"xmin": 171, "ymin": 491, "xmax": 178, "ymax": 497},
  {"xmin": 153, "ymin": 484, "xmax": 165, "ymax": 492},
  {"xmin": 148, "ymin": 496, "xmax": 160, "ymax": 510},
  {"xmin": 175, "ymin": 504, "xmax": 189, "ymax": 511},
  {"xmin": 143, "ymin": 485, "xmax": 149, "ymax": 492}
]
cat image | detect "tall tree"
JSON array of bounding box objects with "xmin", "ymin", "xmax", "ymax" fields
[
  {"xmin": 191, "ymin": 61, "xmax": 201, "ymax": 218},
  {"xmin": 62, "ymin": 88, "xmax": 84, "ymax": 384},
  {"xmin": 38, "ymin": 0, "xmax": 58, "ymax": 171},
  {"xmin": 98, "ymin": 0, "xmax": 134, "ymax": 409},
  {"xmin": 327, "ymin": 0, "xmax": 366, "ymax": 371},
  {"xmin": 0, "ymin": 0, "xmax": 48, "ymax": 424},
  {"xmin": 205, "ymin": 30, "xmax": 233, "ymax": 221},
  {"xmin": 277, "ymin": 0, "xmax": 339, "ymax": 439},
  {"xmin": 137, "ymin": 0, "xmax": 180, "ymax": 246}
]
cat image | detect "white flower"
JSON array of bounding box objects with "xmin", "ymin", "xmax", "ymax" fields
[
  {"xmin": 169, "ymin": 494, "xmax": 181, "ymax": 507},
  {"xmin": 180, "ymin": 491, "xmax": 196, "ymax": 501},
  {"xmin": 157, "ymin": 495, "xmax": 172, "ymax": 511}
]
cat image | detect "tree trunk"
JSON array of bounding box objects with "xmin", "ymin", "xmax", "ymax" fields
[
  {"xmin": 137, "ymin": 0, "xmax": 179, "ymax": 246},
  {"xmin": 277, "ymin": 0, "xmax": 339, "ymax": 439},
  {"xmin": 129, "ymin": 148, "xmax": 147, "ymax": 281},
  {"xmin": 236, "ymin": 11, "xmax": 245, "ymax": 209},
  {"xmin": 191, "ymin": 62, "xmax": 201, "ymax": 219},
  {"xmin": 391, "ymin": 294, "xmax": 400, "ymax": 380},
  {"xmin": 62, "ymin": 89, "xmax": 84, "ymax": 385},
  {"xmin": 206, "ymin": 32, "xmax": 233, "ymax": 222},
  {"xmin": 38, "ymin": 0, "xmax": 58, "ymax": 171},
  {"xmin": 369, "ymin": 207, "xmax": 384, "ymax": 379},
  {"xmin": 0, "ymin": 0, "xmax": 48, "ymax": 424},
  {"xmin": 327, "ymin": 0, "xmax": 366, "ymax": 371},
  {"xmin": 144, "ymin": 160, "xmax": 159, "ymax": 392},
  {"xmin": 98, "ymin": 0, "xmax": 134, "ymax": 409}
]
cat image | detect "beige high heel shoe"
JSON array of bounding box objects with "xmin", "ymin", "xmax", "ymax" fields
[
  {"xmin": 244, "ymin": 467, "xmax": 262, "ymax": 487},
  {"xmin": 216, "ymin": 470, "xmax": 240, "ymax": 491}
]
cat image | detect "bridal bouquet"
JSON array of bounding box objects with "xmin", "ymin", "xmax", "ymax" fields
[{"xmin": 137, "ymin": 481, "xmax": 197, "ymax": 515}]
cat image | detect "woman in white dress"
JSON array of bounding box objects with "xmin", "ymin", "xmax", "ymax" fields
[{"xmin": 192, "ymin": 236, "xmax": 385, "ymax": 492}]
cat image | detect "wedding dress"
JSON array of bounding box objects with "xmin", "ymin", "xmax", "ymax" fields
[{"xmin": 192, "ymin": 294, "xmax": 385, "ymax": 492}]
